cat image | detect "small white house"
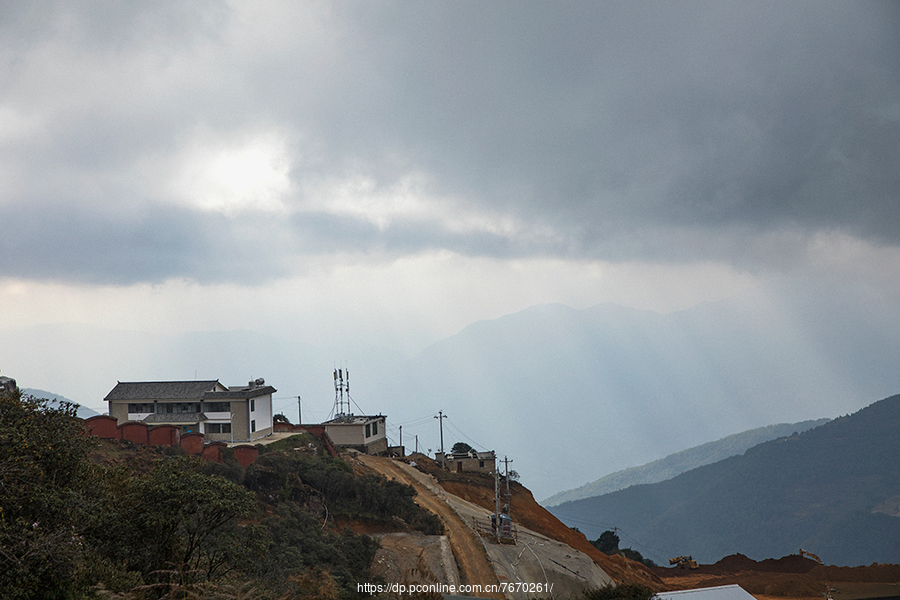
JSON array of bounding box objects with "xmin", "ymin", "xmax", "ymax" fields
[
  {"xmin": 323, "ymin": 414, "xmax": 387, "ymax": 455},
  {"xmin": 435, "ymin": 449, "xmax": 496, "ymax": 473}
]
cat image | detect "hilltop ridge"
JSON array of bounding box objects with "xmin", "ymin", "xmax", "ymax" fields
[
  {"xmin": 543, "ymin": 418, "xmax": 830, "ymax": 506},
  {"xmin": 550, "ymin": 393, "xmax": 900, "ymax": 566}
]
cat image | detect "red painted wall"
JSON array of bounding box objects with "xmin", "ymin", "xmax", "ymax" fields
[
  {"xmin": 119, "ymin": 422, "xmax": 149, "ymax": 445},
  {"xmin": 232, "ymin": 445, "xmax": 259, "ymax": 467},
  {"xmin": 81, "ymin": 417, "xmax": 339, "ymax": 467},
  {"xmin": 180, "ymin": 432, "xmax": 204, "ymax": 455},
  {"xmin": 148, "ymin": 425, "xmax": 180, "ymax": 446},
  {"xmin": 84, "ymin": 415, "xmax": 119, "ymax": 439},
  {"xmin": 201, "ymin": 441, "xmax": 227, "ymax": 463}
]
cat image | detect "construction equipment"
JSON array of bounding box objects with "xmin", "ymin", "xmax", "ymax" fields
[
  {"xmin": 799, "ymin": 549, "xmax": 823, "ymax": 564},
  {"xmin": 669, "ymin": 555, "xmax": 699, "ymax": 569}
]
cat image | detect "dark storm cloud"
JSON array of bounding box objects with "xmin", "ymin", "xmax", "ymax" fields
[
  {"xmin": 0, "ymin": 0, "xmax": 225, "ymax": 49},
  {"xmin": 2, "ymin": 1, "xmax": 898, "ymax": 284},
  {"xmin": 317, "ymin": 1, "xmax": 900, "ymax": 242},
  {"xmin": 288, "ymin": 212, "xmax": 554, "ymax": 259},
  {"xmin": 0, "ymin": 201, "xmax": 291, "ymax": 284}
]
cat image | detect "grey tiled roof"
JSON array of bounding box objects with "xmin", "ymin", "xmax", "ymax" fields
[
  {"xmin": 206, "ymin": 385, "xmax": 277, "ymax": 399},
  {"xmin": 325, "ymin": 414, "xmax": 385, "ymax": 424},
  {"xmin": 143, "ymin": 412, "xmax": 208, "ymax": 424},
  {"xmin": 105, "ymin": 381, "xmax": 221, "ymax": 401}
]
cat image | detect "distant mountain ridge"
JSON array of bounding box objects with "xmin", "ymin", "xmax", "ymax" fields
[
  {"xmin": 5, "ymin": 281, "xmax": 900, "ymax": 500},
  {"xmin": 371, "ymin": 284, "xmax": 900, "ymax": 499},
  {"xmin": 549, "ymin": 393, "xmax": 900, "ymax": 567},
  {"xmin": 542, "ymin": 418, "xmax": 830, "ymax": 506},
  {"xmin": 22, "ymin": 387, "xmax": 100, "ymax": 419}
]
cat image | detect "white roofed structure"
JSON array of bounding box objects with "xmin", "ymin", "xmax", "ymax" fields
[{"xmin": 657, "ymin": 585, "xmax": 757, "ymax": 600}]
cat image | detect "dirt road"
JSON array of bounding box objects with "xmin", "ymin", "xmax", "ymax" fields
[{"xmin": 356, "ymin": 454, "xmax": 505, "ymax": 599}]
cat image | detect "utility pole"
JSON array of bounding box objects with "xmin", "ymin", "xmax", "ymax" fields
[
  {"xmin": 415, "ymin": 435, "xmax": 418, "ymax": 454},
  {"xmin": 297, "ymin": 396, "xmax": 302, "ymax": 425},
  {"xmin": 435, "ymin": 411, "xmax": 447, "ymax": 469},
  {"xmin": 503, "ymin": 455, "xmax": 513, "ymax": 519},
  {"xmin": 494, "ymin": 466, "xmax": 501, "ymax": 542},
  {"xmin": 399, "ymin": 425, "xmax": 403, "ymax": 456}
]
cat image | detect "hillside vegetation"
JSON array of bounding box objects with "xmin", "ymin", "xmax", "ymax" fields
[
  {"xmin": 0, "ymin": 390, "xmax": 441, "ymax": 600},
  {"xmin": 21, "ymin": 387, "xmax": 100, "ymax": 418},
  {"xmin": 543, "ymin": 419, "xmax": 830, "ymax": 506},
  {"xmin": 550, "ymin": 394, "xmax": 900, "ymax": 566}
]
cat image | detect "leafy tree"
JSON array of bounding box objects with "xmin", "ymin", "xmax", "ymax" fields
[
  {"xmin": 592, "ymin": 530, "xmax": 620, "ymax": 554},
  {"xmin": 451, "ymin": 441, "xmax": 474, "ymax": 454},
  {"xmin": 99, "ymin": 456, "xmax": 257, "ymax": 582},
  {"xmin": 620, "ymin": 547, "xmax": 657, "ymax": 567},
  {"xmin": 253, "ymin": 452, "xmax": 443, "ymax": 535},
  {"xmin": 249, "ymin": 502, "xmax": 379, "ymax": 598},
  {"xmin": 0, "ymin": 389, "xmax": 94, "ymax": 599}
]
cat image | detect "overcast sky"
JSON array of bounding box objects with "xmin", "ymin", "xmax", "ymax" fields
[{"xmin": 2, "ymin": 2, "xmax": 900, "ymax": 426}]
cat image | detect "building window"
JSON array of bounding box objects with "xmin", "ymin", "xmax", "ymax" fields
[
  {"xmin": 206, "ymin": 423, "xmax": 232, "ymax": 434},
  {"xmin": 372, "ymin": 421, "xmax": 378, "ymax": 435},
  {"xmin": 250, "ymin": 399, "xmax": 255, "ymax": 412},
  {"xmin": 205, "ymin": 401, "xmax": 230, "ymax": 413},
  {"xmin": 161, "ymin": 403, "xmax": 199, "ymax": 413},
  {"xmin": 479, "ymin": 461, "xmax": 485, "ymax": 468},
  {"xmin": 251, "ymin": 420, "xmax": 256, "ymax": 433},
  {"xmin": 128, "ymin": 403, "xmax": 154, "ymax": 414},
  {"xmin": 365, "ymin": 424, "xmax": 371, "ymax": 438}
]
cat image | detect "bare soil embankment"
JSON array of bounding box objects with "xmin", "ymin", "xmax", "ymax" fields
[
  {"xmin": 652, "ymin": 554, "xmax": 900, "ymax": 600},
  {"xmin": 371, "ymin": 532, "xmax": 461, "ymax": 589},
  {"xmin": 404, "ymin": 454, "xmax": 664, "ymax": 590},
  {"xmin": 358, "ymin": 453, "xmax": 900, "ymax": 600},
  {"xmin": 358, "ymin": 453, "xmax": 619, "ymax": 598},
  {"xmin": 355, "ymin": 453, "xmax": 505, "ymax": 599}
]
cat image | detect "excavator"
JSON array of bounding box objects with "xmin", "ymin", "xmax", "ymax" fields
[
  {"xmin": 799, "ymin": 549, "xmax": 823, "ymax": 564},
  {"xmin": 669, "ymin": 555, "xmax": 699, "ymax": 569}
]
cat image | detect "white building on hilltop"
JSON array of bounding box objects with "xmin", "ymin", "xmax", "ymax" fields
[
  {"xmin": 104, "ymin": 378, "xmax": 274, "ymax": 442},
  {"xmin": 323, "ymin": 414, "xmax": 387, "ymax": 455}
]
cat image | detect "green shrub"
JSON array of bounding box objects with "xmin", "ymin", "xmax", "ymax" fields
[
  {"xmin": 249, "ymin": 503, "xmax": 379, "ymax": 599},
  {"xmin": 0, "ymin": 391, "xmax": 93, "ymax": 599},
  {"xmin": 254, "ymin": 452, "xmax": 443, "ymax": 535}
]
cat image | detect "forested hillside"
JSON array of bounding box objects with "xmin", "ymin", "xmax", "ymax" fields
[
  {"xmin": 0, "ymin": 390, "xmax": 441, "ymax": 600},
  {"xmin": 551, "ymin": 394, "xmax": 900, "ymax": 567}
]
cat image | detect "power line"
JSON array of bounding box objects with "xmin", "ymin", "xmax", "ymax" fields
[
  {"xmin": 552, "ymin": 514, "xmax": 675, "ymax": 557},
  {"xmin": 551, "ymin": 513, "xmax": 619, "ymax": 531},
  {"xmin": 444, "ymin": 416, "xmax": 488, "ymax": 451},
  {"xmin": 394, "ymin": 414, "xmax": 439, "ymax": 427}
]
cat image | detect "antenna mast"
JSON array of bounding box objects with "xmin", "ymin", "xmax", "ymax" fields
[{"xmin": 333, "ymin": 368, "xmax": 351, "ymax": 417}]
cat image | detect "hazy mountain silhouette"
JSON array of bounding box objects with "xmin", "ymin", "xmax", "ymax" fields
[
  {"xmin": 4, "ymin": 281, "xmax": 900, "ymax": 499},
  {"xmin": 369, "ymin": 282, "xmax": 900, "ymax": 497},
  {"xmin": 22, "ymin": 387, "xmax": 100, "ymax": 419},
  {"xmin": 549, "ymin": 394, "xmax": 900, "ymax": 567},
  {"xmin": 542, "ymin": 418, "xmax": 830, "ymax": 506}
]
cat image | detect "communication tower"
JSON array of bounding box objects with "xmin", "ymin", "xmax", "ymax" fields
[{"xmin": 333, "ymin": 368, "xmax": 351, "ymax": 418}]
